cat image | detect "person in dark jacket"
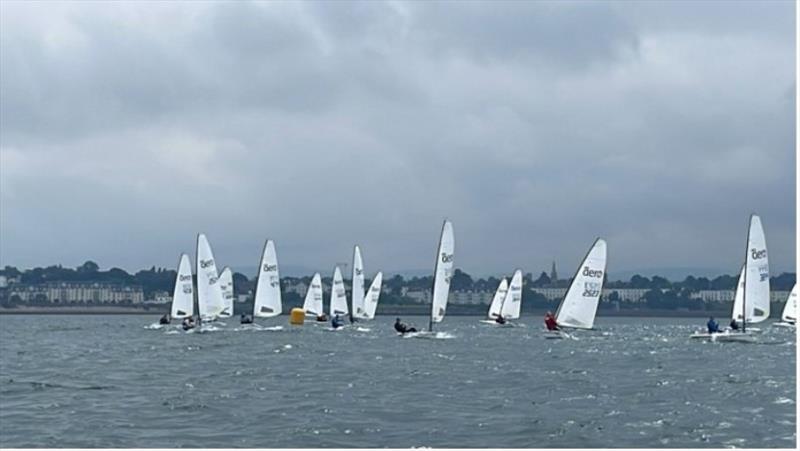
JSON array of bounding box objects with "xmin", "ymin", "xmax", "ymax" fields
[
  {"xmin": 707, "ymin": 317, "xmax": 720, "ymax": 334},
  {"xmin": 332, "ymin": 315, "xmax": 343, "ymax": 329},
  {"xmin": 729, "ymin": 319, "xmax": 739, "ymax": 331},
  {"xmin": 394, "ymin": 318, "xmax": 417, "ymax": 334},
  {"xmin": 495, "ymin": 314, "xmax": 507, "ymax": 325},
  {"xmin": 159, "ymin": 313, "xmax": 171, "ymax": 325}
]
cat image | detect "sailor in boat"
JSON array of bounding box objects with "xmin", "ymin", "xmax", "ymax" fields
[
  {"xmin": 729, "ymin": 319, "xmax": 740, "ymax": 331},
  {"xmin": 181, "ymin": 316, "xmax": 196, "ymax": 331},
  {"xmin": 394, "ymin": 317, "xmax": 417, "ymax": 334},
  {"xmin": 240, "ymin": 313, "xmax": 253, "ymax": 324},
  {"xmin": 331, "ymin": 314, "xmax": 343, "ymax": 329},
  {"xmin": 316, "ymin": 313, "xmax": 329, "ymax": 322},
  {"xmin": 495, "ymin": 314, "xmax": 507, "ymax": 325},
  {"xmin": 159, "ymin": 313, "xmax": 171, "ymax": 325},
  {"xmin": 544, "ymin": 311, "xmax": 559, "ymax": 331},
  {"xmin": 706, "ymin": 316, "xmax": 720, "ymax": 334}
]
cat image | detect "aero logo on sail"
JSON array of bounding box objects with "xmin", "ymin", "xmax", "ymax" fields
[
  {"xmin": 751, "ymin": 248, "xmax": 767, "ymax": 260},
  {"xmin": 582, "ymin": 266, "xmax": 603, "ymax": 278},
  {"xmin": 200, "ymin": 259, "xmax": 214, "ymax": 269},
  {"xmin": 441, "ymin": 253, "xmax": 454, "ymax": 263},
  {"xmin": 263, "ymin": 264, "xmax": 278, "ymax": 272}
]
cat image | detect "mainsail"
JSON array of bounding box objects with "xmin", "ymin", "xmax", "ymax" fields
[
  {"xmin": 330, "ymin": 267, "xmax": 349, "ymax": 317},
  {"xmin": 302, "ymin": 273, "xmax": 323, "ymax": 316},
  {"xmin": 743, "ymin": 214, "xmax": 770, "ymax": 324},
  {"xmin": 487, "ymin": 278, "xmax": 509, "ymax": 319},
  {"xmin": 351, "ymin": 246, "xmax": 365, "ymax": 320},
  {"xmin": 499, "ymin": 269, "xmax": 523, "ymax": 320},
  {"xmin": 731, "ymin": 265, "xmax": 746, "ymax": 321},
  {"xmin": 781, "ymin": 283, "xmax": 797, "ymax": 323},
  {"xmin": 362, "ymin": 272, "xmax": 383, "ymax": 320},
  {"xmin": 253, "ymin": 240, "xmax": 282, "ymax": 318},
  {"xmin": 218, "ymin": 267, "xmax": 234, "ymax": 317},
  {"xmin": 430, "ymin": 220, "xmax": 455, "ymax": 330},
  {"xmin": 555, "ymin": 238, "xmax": 607, "ymax": 329},
  {"xmin": 170, "ymin": 253, "xmax": 194, "ymax": 319},
  {"xmin": 196, "ymin": 233, "xmax": 225, "ymax": 319}
]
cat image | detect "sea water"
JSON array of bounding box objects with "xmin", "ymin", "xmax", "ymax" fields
[{"xmin": 0, "ymin": 315, "xmax": 795, "ymax": 448}]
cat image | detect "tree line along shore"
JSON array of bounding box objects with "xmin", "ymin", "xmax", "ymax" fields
[{"xmin": 0, "ymin": 261, "xmax": 794, "ymax": 317}]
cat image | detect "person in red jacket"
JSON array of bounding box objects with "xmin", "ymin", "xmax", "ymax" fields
[{"xmin": 544, "ymin": 311, "xmax": 559, "ymax": 331}]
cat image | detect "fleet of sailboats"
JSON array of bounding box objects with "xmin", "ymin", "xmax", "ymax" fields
[{"xmin": 159, "ymin": 215, "xmax": 791, "ymax": 340}]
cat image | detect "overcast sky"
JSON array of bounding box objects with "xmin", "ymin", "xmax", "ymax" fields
[{"xmin": 0, "ymin": 0, "xmax": 795, "ymax": 279}]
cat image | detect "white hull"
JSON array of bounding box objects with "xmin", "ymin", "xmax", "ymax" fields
[
  {"xmin": 773, "ymin": 321, "xmax": 796, "ymax": 329},
  {"xmin": 690, "ymin": 331, "xmax": 756, "ymax": 343},
  {"xmin": 479, "ymin": 319, "xmax": 516, "ymax": 327}
]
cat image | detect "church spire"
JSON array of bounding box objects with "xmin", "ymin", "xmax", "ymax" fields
[{"xmin": 550, "ymin": 260, "xmax": 558, "ymax": 283}]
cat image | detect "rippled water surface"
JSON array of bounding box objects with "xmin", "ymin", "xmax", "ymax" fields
[{"xmin": 0, "ymin": 315, "xmax": 795, "ymax": 448}]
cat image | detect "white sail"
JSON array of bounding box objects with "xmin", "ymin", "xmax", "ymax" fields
[
  {"xmin": 487, "ymin": 278, "xmax": 509, "ymax": 319},
  {"xmin": 351, "ymin": 246, "xmax": 365, "ymax": 319},
  {"xmin": 500, "ymin": 269, "xmax": 523, "ymax": 319},
  {"xmin": 196, "ymin": 233, "xmax": 225, "ymax": 319},
  {"xmin": 744, "ymin": 214, "xmax": 770, "ymax": 323},
  {"xmin": 555, "ymin": 238, "xmax": 607, "ymax": 329},
  {"xmin": 362, "ymin": 272, "xmax": 383, "ymax": 320},
  {"xmin": 253, "ymin": 240, "xmax": 282, "ymax": 318},
  {"xmin": 218, "ymin": 267, "xmax": 234, "ymax": 317},
  {"xmin": 430, "ymin": 220, "xmax": 455, "ymax": 326},
  {"xmin": 731, "ymin": 265, "xmax": 746, "ymax": 321},
  {"xmin": 170, "ymin": 254, "xmax": 194, "ymax": 318},
  {"xmin": 781, "ymin": 283, "xmax": 797, "ymax": 323},
  {"xmin": 302, "ymin": 273, "xmax": 324, "ymax": 316},
  {"xmin": 329, "ymin": 266, "xmax": 348, "ymax": 317}
]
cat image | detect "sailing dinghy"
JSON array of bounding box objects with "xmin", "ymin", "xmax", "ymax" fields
[
  {"xmin": 362, "ymin": 272, "xmax": 383, "ymax": 320},
  {"xmin": 250, "ymin": 240, "xmax": 282, "ymax": 322},
  {"xmin": 196, "ymin": 233, "xmax": 226, "ymax": 321},
  {"xmin": 691, "ymin": 214, "xmax": 768, "ymax": 343},
  {"xmin": 546, "ymin": 238, "xmax": 607, "ymax": 339},
  {"xmin": 167, "ymin": 253, "xmax": 195, "ymax": 323},
  {"xmin": 407, "ymin": 219, "xmax": 455, "ymax": 339},
  {"xmin": 218, "ymin": 267, "xmax": 234, "ymax": 318},
  {"xmin": 480, "ymin": 278, "xmax": 508, "ymax": 324},
  {"xmin": 350, "ymin": 246, "xmax": 366, "ymax": 321},
  {"xmin": 302, "ymin": 273, "xmax": 326, "ymax": 321},
  {"xmin": 774, "ymin": 283, "xmax": 796, "ymax": 328},
  {"xmin": 329, "ymin": 266, "xmax": 348, "ymax": 320}
]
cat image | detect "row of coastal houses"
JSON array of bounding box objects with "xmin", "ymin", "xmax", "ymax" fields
[{"xmin": 1, "ymin": 278, "xmax": 791, "ymax": 308}]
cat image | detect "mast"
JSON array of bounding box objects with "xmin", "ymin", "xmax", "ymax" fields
[
  {"xmin": 429, "ymin": 220, "xmax": 447, "ymax": 332},
  {"xmin": 742, "ymin": 214, "xmax": 753, "ymax": 333}
]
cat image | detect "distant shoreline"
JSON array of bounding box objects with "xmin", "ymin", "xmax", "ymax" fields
[{"xmin": 0, "ymin": 306, "xmax": 733, "ymax": 318}]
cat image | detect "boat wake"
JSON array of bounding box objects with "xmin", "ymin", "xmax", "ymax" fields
[{"xmin": 404, "ymin": 331, "xmax": 456, "ymax": 340}]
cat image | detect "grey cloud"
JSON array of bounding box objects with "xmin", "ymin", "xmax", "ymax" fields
[{"xmin": 0, "ymin": 0, "xmax": 795, "ymax": 278}]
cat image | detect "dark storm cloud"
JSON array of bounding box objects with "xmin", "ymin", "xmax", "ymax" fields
[{"xmin": 0, "ymin": 0, "xmax": 795, "ymax": 278}]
